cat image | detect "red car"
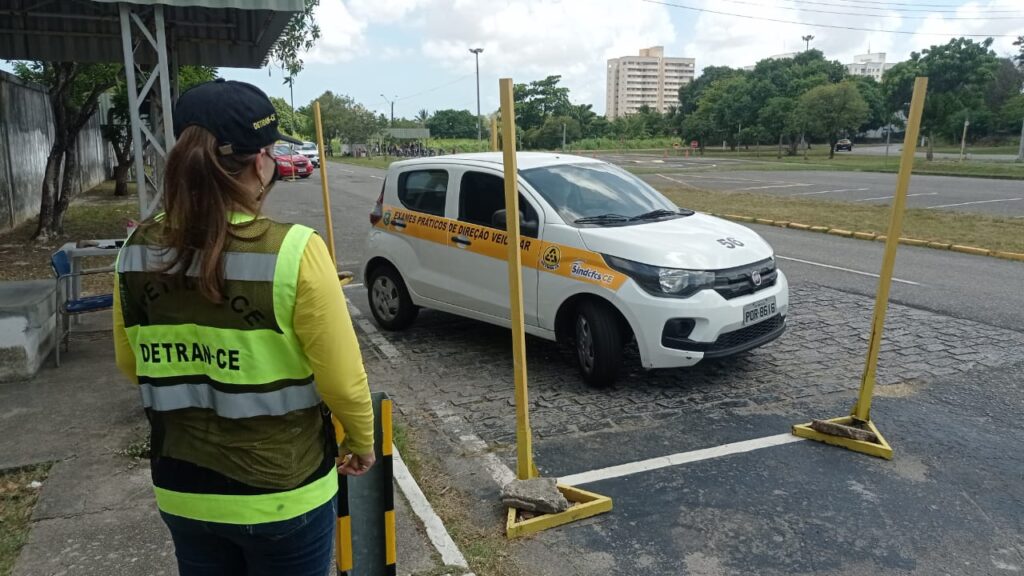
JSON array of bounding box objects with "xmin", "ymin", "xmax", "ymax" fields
[{"xmin": 273, "ymin": 144, "xmax": 313, "ymax": 179}]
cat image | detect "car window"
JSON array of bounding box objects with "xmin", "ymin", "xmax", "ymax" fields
[
  {"xmin": 521, "ymin": 162, "xmax": 678, "ymax": 225},
  {"xmin": 398, "ymin": 169, "xmax": 448, "ymax": 217},
  {"xmin": 458, "ymin": 171, "xmax": 538, "ymax": 238},
  {"xmin": 274, "ymin": 145, "xmax": 292, "ymax": 156}
]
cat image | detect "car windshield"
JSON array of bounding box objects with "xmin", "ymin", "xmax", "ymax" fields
[
  {"xmin": 274, "ymin": 145, "xmax": 293, "ymax": 156},
  {"xmin": 300, "ymin": 143, "xmax": 316, "ymax": 150},
  {"xmin": 520, "ymin": 162, "xmax": 685, "ymax": 226}
]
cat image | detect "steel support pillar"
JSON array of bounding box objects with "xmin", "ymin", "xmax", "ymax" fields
[{"xmin": 118, "ymin": 2, "xmax": 174, "ymax": 220}]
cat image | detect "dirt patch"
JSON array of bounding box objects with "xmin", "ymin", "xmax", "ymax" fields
[{"xmin": 0, "ymin": 463, "xmax": 51, "ymax": 576}]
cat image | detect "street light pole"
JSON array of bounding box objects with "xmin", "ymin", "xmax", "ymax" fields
[
  {"xmin": 380, "ymin": 93, "xmax": 396, "ymax": 126},
  {"xmin": 469, "ymin": 48, "xmax": 484, "ymax": 141}
]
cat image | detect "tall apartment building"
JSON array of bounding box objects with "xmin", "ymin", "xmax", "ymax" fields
[
  {"xmin": 606, "ymin": 46, "xmax": 695, "ymax": 118},
  {"xmin": 845, "ymin": 52, "xmax": 896, "ymax": 82}
]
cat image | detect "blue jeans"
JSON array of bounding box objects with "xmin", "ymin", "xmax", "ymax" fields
[{"xmin": 160, "ymin": 497, "xmax": 336, "ymax": 576}]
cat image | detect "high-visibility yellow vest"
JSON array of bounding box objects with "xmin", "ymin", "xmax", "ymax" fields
[{"xmin": 116, "ymin": 213, "xmax": 337, "ymax": 525}]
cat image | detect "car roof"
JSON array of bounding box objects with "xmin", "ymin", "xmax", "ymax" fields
[{"xmin": 390, "ymin": 152, "xmax": 605, "ymax": 171}]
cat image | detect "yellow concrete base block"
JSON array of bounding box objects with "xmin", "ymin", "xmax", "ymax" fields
[
  {"xmin": 792, "ymin": 416, "xmax": 893, "ymax": 460},
  {"xmin": 506, "ymin": 484, "xmax": 613, "ymax": 539}
]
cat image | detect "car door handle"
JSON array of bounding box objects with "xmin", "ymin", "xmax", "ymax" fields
[{"xmin": 451, "ymin": 235, "xmax": 471, "ymax": 247}]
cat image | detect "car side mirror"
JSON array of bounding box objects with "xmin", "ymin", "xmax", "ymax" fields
[{"xmin": 492, "ymin": 209, "xmax": 538, "ymax": 237}]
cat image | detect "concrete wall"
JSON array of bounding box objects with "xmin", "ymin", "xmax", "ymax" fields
[{"xmin": 0, "ymin": 70, "xmax": 110, "ymax": 231}]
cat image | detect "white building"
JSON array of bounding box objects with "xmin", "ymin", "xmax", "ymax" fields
[
  {"xmin": 606, "ymin": 46, "xmax": 695, "ymax": 118},
  {"xmin": 845, "ymin": 52, "xmax": 896, "ymax": 82}
]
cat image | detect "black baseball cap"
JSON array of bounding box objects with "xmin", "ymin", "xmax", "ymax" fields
[{"xmin": 173, "ymin": 79, "xmax": 302, "ymax": 155}]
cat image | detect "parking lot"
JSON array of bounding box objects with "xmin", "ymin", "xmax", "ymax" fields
[
  {"xmin": 594, "ymin": 153, "xmax": 1024, "ymax": 217},
  {"xmin": 265, "ymin": 162, "xmax": 1024, "ymax": 575}
]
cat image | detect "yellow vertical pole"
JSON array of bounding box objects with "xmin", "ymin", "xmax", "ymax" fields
[
  {"xmin": 499, "ymin": 78, "xmax": 534, "ymax": 481},
  {"xmin": 491, "ymin": 117, "xmax": 499, "ymax": 151},
  {"xmin": 313, "ymin": 101, "xmax": 337, "ymax": 264},
  {"xmin": 852, "ymin": 77, "xmax": 928, "ymax": 423}
]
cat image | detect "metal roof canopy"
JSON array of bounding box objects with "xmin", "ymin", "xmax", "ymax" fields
[
  {"xmin": 386, "ymin": 128, "xmax": 431, "ymax": 140},
  {"xmin": 0, "ymin": 0, "xmax": 303, "ymax": 68},
  {"xmin": 0, "ymin": 0, "xmax": 302, "ymax": 219}
]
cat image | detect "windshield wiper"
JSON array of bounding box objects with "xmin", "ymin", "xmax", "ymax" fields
[
  {"xmin": 630, "ymin": 209, "xmax": 679, "ymax": 221},
  {"xmin": 574, "ymin": 214, "xmax": 631, "ymax": 225}
]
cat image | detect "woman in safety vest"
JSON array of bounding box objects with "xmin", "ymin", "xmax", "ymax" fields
[{"xmin": 113, "ymin": 79, "xmax": 375, "ymax": 576}]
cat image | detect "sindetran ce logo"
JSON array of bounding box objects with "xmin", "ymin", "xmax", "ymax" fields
[
  {"xmin": 382, "ymin": 211, "xmax": 392, "ymax": 226},
  {"xmin": 570, "ymin": 260, "xmax": 614, "ymax": 284}
]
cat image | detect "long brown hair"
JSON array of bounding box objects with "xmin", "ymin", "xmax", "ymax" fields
[{"xmin": 158, "ymin": 126, "xmax": 264, "ymax": 303}]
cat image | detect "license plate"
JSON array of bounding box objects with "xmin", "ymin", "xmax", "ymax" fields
[
  {"xmin": 297, "ymin": 167, "xmax": 307, "ymax": 173},
  {"xmin": 742, "ymin": 296, "xmax": 777, "ymax": 326}
]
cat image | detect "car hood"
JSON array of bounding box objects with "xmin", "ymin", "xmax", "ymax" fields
[
  {"xmin": 280, "ymin": 154, "xmax": 308, "ymax": 163},
  {"xmin": 577, "ymin": 213, "xmax": 773, "ymax": 270}
]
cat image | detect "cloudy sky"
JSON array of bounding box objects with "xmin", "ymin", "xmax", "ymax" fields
[{"xmin": 146, "ymin": 1, "xmax": 1024, "ymax": 117}]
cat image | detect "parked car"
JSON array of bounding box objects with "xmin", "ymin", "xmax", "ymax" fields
[
  {"xmin": 298, "ymin": 141, "xmax": 320, "ymax": 167},
  {"xmin": 273, "ymin": 144, "xmax": 313, "ymax": 179},
  {"xmin": 834, "ymin": 139, "xmax": 853, "ymax": 152},
  {"xmin": 364, "ymin": 153, "xmax": 789, "ymax": 387}
]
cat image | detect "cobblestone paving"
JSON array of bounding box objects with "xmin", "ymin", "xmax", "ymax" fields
[{"xmin": 356, "ymin": 283, "xmax": 1024, "ymax": 447}]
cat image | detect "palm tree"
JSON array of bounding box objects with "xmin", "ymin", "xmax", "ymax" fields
[{"xmin": 416, "ymin": 109, "xmax": 430, "ymax": 126}]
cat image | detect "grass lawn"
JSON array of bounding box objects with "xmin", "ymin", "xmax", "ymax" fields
[
  {"xmin": 0, "ymin": 182, "xmax": 135, "ymax": 293},
  {"xmin": 654, "ymin": 186, "xmax": 1024, "ymax": 254},
  {"xmin": 0, "ymin": 464, "xmax": 51, "ymax": 576},
  {"xmin": 328, "ymin": 156, "xmax": 393, "ymax": 171},
  {"xmin": 925, "ymin": 145, "xmax": 1020, "ymax": 155}
]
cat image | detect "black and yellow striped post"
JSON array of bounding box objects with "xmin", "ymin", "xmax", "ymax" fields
[
  {"xmin": 381, "ymin": 397, "xmax": 396, "ymax": 576},
  {"xmin": 336, "ymin": 474, "xmax": 353, "ymax": 576}
]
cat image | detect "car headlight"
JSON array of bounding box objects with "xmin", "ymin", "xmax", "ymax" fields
[
  {"xmin": 277, "ymin": 161, "xmax": 293, "ymax": 167},
  {"xmin": 604, "ymin": 255, "xmax": 715, "ymax": 298}
]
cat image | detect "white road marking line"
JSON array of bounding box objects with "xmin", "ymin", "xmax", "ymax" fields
[
  {"xmin": 776, "ymin": 255, "xmax": 921, "ymax": 286},
  {"xmin": 342, "ymin": 282, "xmax": 364, "ymax": 290},
  {"xmin": 559, "ymin": 434, "xmax": 806, "ymax": 486},
  {"xmin": 393, "ymin": 446, "xmax": 471, "ymax": 570},
  {"xmin": 854, "ymin": 192, "xmax": 938, "ymax": 202},
  {"xmin": 656, "ymin": 173, "xmax": 699, "ymax": 189},
  {"xmin": 789, "ymin": 187, "xmax": 870, "ymax": 196},
  {"xmin": 735, "ymin": 183, "xmax": 812, "ymax": 191},
  {"xmin": 369, "ymin": 175, "xmax": 385, "ymax": 180},
  {"xmin": 347, "ymin": 301, "xmax": 403, "ymax": 361},
  {"xmin": 334, "ymin": 167, "xmax": 354, "ymax": 173},
  {"xmin": 432, "ymin": 403, "xmax": 517, "ymax": 488},
  {"xmin": 926, "ymin": 197, "xmax": 1022, "ymax": 209}
]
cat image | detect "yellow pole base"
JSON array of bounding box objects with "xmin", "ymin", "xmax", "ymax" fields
[
  {"xmin": 792, "ymin": 416, "xmax": 893, "ymax": 460},
  {"xmin": 505, "ymin": 484, "xmax": 612, "ymax": 539}
]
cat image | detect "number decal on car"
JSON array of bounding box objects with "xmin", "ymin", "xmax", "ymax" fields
[{"xmin": 717, "ymin": 237, "xmax": 745, "ymax": 249}]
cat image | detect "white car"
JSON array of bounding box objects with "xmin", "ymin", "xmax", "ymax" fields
[
  {"xmin": 298, "ymin": 141, "xmax": 319, "ymax": 167},
  {"xmin": 364, "ymin": 153, "xmax": 789, "ymax": 386}
]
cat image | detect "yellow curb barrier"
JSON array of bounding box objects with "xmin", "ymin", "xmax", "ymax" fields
[
  {"xmin": 950, "ymin": 245, "xmax": 991, "ymax": 256},
  {"xmin": 993, "ymin": 251, "xmax": 1024, "ymax": 262},
  {"xmin": 899, "ymin": 238, "xmax": 928, "ymax": 247},
  {"xmin": 711, "ymin": 214, "xmax": 1013, "ymax": 261}
]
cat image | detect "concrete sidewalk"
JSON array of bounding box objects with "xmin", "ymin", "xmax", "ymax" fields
[{"xmin": 1, "ymin": 320, "xmax": 447, "ymax": 576}]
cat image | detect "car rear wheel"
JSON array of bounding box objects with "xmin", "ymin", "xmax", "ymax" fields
[
  {"xmin": 367, "ymin": 264, "xmax": 418, "ymax": 330},
  {"xmin": 574, "ymin": 301, "xmax": 624, "ymax": 387}
]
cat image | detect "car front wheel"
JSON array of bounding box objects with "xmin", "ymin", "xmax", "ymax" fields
[
  {"xmin": 367, "ymin": 264, "xmax": 418, "ymax": 330},
  {"xmin": 574, "ymin": 301, "xmax": 624, "ymax": 387}
]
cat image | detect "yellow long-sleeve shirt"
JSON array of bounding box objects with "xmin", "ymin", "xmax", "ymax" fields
[{"xmin": 113, "ymin": 232, "xmax": 375, "ymax": 455}]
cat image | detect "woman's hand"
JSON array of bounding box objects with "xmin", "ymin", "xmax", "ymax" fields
[{"xmin": 336, "ymin": 450, "xmax": 376, "ymax": 476}]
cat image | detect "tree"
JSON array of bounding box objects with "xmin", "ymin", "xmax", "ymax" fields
[
  {"xmin": 798, "ymin": 81, "xmax": 869, "ymax": 159},
  {"xmin": 526, "ymin": 116, "xmax": 581, "ymax": 149},
  {"xmin": 883, "ymin": 37, "xmax": 999, "ymax": 159},
  {"xmin": 513, "ymin": 76, "xmax": 572, "ymax": 132},
  {"xmin": 270, "ymin": 96, "xmax": 304, "ymax": 137},
  {"xmin": 268, "ymin": 0, "xmax": 321, "ymax": 81},
  {"xmin": 1014, "ymin": 36, "xmax": 1024, "ymax": 70},
  {"xmin": 415, "ymin": 109, "xmax": 430, "ymax": 126},
  {"xmin": 849, "ymin": 76, "xmax": 887, "ymax": 134},
  {"xmin": 696, "ymin": 75, "xmax": 757, "ymax": 150},
  {"xmin": 758, "ymin": 97, "xmax": 797, "ymax": 158},
  {"xmin": 678, "ymin": 66, "xmax": 743, "ymax": 115},
  {"xmin": 14, "ymin": 62, "xmax": 119, "ymax": 239},
  {"xmin": 425, "ymin": 109, "xmax": 478, "ymax": 139}
]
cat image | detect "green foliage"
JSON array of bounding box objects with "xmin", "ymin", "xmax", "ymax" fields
[
  {"xmin": 678, "ymin": 66, "xmax": 744, "ymax": 115},
  {"xmin": 572, "ymin": 137, "xmax": 680, "ymax": 151},
  {"xmin": 268, "ymin": 0, "xmax": 321, "ymax": 80},
  {"xmin": 1015, "ymin": 36, "xmax": 1024, "ymax": 69},
  {"xmin": 525, "ymin": 116, "xmax": 581, "ymax": 149},
  {"xmin": 270, "ymin": 96, "xmax": 306, "ymax": 137},
  {"xmin": 178, "ymin": 66, "xmax": 217, "ymax": 91},
  {"xmin": 513, "ymin": 76, "xmax": 572, "ymax": 132},
  {"xmin": 425, "ymin": 109, "xmax": 478, "ymax": 139},
  {"xmin": 798, "ymin": 81, "xmax": 870, "ymax": 158},
  {"xmin": 307, "ymin": 91, "xmax": 379, "ymax": 144}
]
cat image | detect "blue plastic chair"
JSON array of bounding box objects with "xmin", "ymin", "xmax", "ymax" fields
[{"xmin": 51, "ymin": 250, "xmax": 113, "ymax": 366}]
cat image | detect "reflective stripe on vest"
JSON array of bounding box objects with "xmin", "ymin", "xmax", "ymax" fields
[
  {"xmin": 154, "ymin": 467, "xmax": 338, "ymax": 525},
  {"xmin": 117, "ymin": 245, "xmax": 279, "ymax": 282},
  {"xmin": 139, "ymin": 381, "xmax": 321, "ymax": 419}
]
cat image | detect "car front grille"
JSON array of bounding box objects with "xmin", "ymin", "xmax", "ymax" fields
[
  {"xmin": 713, "ymin": 257, "xmax": 778, "ymax": 300},
  {"xmin": 707, "ymin": 314, "xmax": 785, "ymax": 354}
]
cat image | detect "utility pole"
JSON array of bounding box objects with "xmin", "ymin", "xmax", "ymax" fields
[
  {"xmin": 959, "ymin": 117, "xmax": 969, "ymax": 162},
  {"xmin": 1017, "ymin": 118, "xmax": 1024, "ymax": 162},
  {"xmin": 802, "ymin": 34, "xmax": 815, "ymax": 51},
  {"xmin": 380, "ymin": 94, "xmax": 396, "ymax": 126},
  {"xmin": 469, "ymin": 48, "xmax": 484, "ymax": 141}
]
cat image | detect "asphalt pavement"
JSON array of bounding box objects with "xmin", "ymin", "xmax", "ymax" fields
[{"xmin": 606, "ymin": 158, "xmax": 1024, "ymax": 216}]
